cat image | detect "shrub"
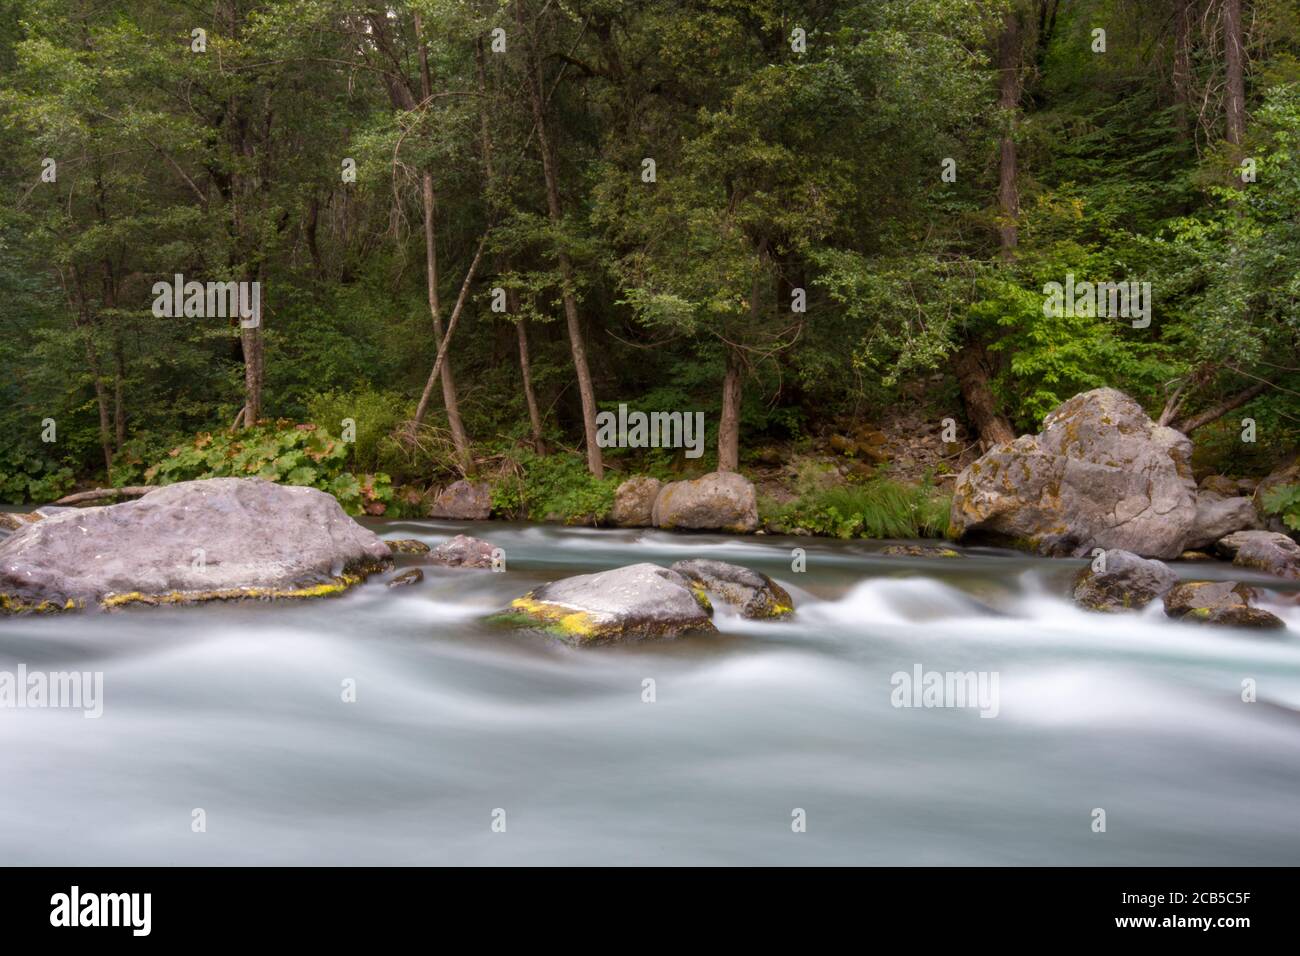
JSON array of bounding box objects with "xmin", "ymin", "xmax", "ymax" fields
[
  {"xmin": 142, "ymin": 422, "xmax": 400, "ymax": 516},
  {"xmin": 0, "ymin": 448, "xmax": 74, "ymax": 505},
  {"xmin": 305, "ymin": 387, "xmax": 410, "ymax": 475},
  {"xmin": 1261, "ymin": 484, "xmax": 1300, "ymax": 532},
  {"xmin": 762, "ymin": 476, "xmax": 951, "ymax": 539},
  {"xmin": 491, "ymin": 450, "xmax": 618, "ymax": 524}
]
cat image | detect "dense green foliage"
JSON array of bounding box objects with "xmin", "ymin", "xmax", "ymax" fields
[
  {"xmin": 759, "ymin": 459, "xmax": 951, "ymax": 537},
  {"xmin": 139, "ymin": 423, "xmax": 398, "ymax": 515},
  {"xmin": 1, "ymin": 0, "xmax": 1296, "ymax": 527},
  {"xmin": 491, "ymin": 450, "xmax": 619, "ymax": 524},
  {"xmin": 1262, "ymin": 484, "xmax": 1300, "ymax": 530}
]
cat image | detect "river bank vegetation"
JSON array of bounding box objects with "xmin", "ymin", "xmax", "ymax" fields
[{"xmin": 1, "ymin": 0, "xmax": 1297, "ymax": 534}]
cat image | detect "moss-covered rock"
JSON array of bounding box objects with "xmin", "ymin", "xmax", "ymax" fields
[
  {"xmin": 881, "ymin": 544, "xmax": 961, "ymax": 558},
  {"xmin": 1216, "ymin": 530, "xmax": 1300, "ymax": 580},
  {"xmin": 669, "ymin": 558, "xmax": 794, "ymax": 619},
  {"xmin": 950, "ymin": 388, "xmax": 1198, "ymax": 558},
  {"xmin": 1162, "ymin": 580, "xmax": 1285, "ymax": 630},
  {"xmin": 387, "ymin": 538, "xmax": 431, "ymax": 555},
  {"xmin": 652, "ymin": 471, "xmax": 758, "ymax": 533},
  {"xmin": 1072, "ymin": 549, "xmax": 1178, "ymax": 612},
  {"xmin": 0, "ymin": 477, "xmax": 392, "ymax": 613},
  {"xmin": 500, "ymin": 562, "xmax": 717, "ymax": 645}
]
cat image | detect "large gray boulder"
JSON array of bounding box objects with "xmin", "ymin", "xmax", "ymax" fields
[
  {"xmin": 1184, "ymin": 492, "xmax": 1259, "ymax": 550},
  {"xmin": 950, "ymin": 388, "xmax": 1197, "ymax": 558},
  {"xmin": 429, "ymin": 479, "xmax": 492, "ymax": 520},
  {"xmin": 502, "ymin": 562, "xmax": 716, "ymax": 644},
  {"xmin": 670, "ymin": 558, "xmax": 794, "ymax": 619},
  {"xmin": 1216, "ymin": 530, "xmax": 1300, "ymax": 580},
  {"xmin": 652, "ymin": 471, "xmax": 758, "ymax": 533},
  {"xmin": 610, "ymin": 476, "xmax": 662, "ymax": 527},
  {"xmin": 0, "ymin": 477, "xmax": 391, "ymax": 613},
  {"xmin": 1072, "ymin": 549, "xmax": 1178, "ymax": 612}
]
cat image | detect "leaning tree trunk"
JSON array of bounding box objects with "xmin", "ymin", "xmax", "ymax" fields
[
  {"xmin": 520, "ymin": 2, "xmax": 603, "ymax": 477},
  {"xmin": 418, "ymin": 172, "xmax": 473, "ymax": 469},
  {"xmin": 1172, "ymin": 379, "xmax": 1271, "ymax": 435},
  {"xmin": 415, "ymin": 12, "xmax": 473, "ymax": 472},
  {"xmin": 515, "ymin": 303, "xmax": 546, "ymax": 454}
]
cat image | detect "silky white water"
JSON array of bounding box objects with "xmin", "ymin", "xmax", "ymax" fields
[{"xmin": 2, "ymin": 520, "xmax": 1298, "ymax": 865}]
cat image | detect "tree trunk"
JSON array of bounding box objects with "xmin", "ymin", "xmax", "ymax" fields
[
  {"xmin": 996, "ymin": 9, "xmax": 1021, "ymax": 256},
  {"xmin": 412, "ymin": 233, "xmax": 488, "ymax": 434},
  {"xmin": 1171, "ymin": 379, "xmax": 1270, "ymax": 434},
  {"xmin": 70, "ymin": 267, "xmax": 114, "ymax": 474},
  {"xmin": 1173, "ymin": 0, "xmax": 1195, "ymax": 139},
  {"xmin": 1223, "ymin": 0, "xmax": 1246, "ymax": 149},
  {"xmin": 954, "ymin": 11, "xmax": 1022, "ymax": 449},
  {"xmin": 718, "ymin": 347, "xmax": 743, "ymax": 473},
  {"xmin": 520, "ymin": 1, "xmax": 603, "ymax": 478},
  {"xmin": 112, "ymin": 335, "xmax": 126, "ymax": 451},
  {"xmin": 515, "ymin": 305, "xmax": 546, "ymax": 453},
  {"xmin": 476, "ymin": 31, "xmax": 544, "ymax": 455},
  {"xmin": 101, "ymin": 256, "xmax": 126, "ymax": 451},
  {"xmin": 415, "ymin": 12, "xmax": 473, "ymax": 472},
  {"xmin": 419, "ymin": 171, "xmax": 473, "ymax": 469},
  {"xmin": 240, "ymin": 319, "xmax": 263, "ymax": 425},
  {"xmin": 953, "ymin": 340, "xmax": 1015, "ymax": 448}
]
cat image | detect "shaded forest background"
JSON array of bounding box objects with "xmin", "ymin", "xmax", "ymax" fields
[{"xmin": 1, "ymin": 0, "xmax": 1297, "ymax": 524}]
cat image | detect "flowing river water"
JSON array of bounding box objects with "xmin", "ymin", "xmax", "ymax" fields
[{"xmin": 2, "ymin": 519, "xmax": 1300, "ymax": 865}]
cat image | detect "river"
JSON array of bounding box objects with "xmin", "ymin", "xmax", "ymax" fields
[{"xmin": 2, "ymin": 519, "xmax": 1299, "ymax": 865}]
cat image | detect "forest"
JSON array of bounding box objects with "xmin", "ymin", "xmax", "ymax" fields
[{"xmin": 1, "ymin": 0, "xmax": 1297, "ymax": 534}]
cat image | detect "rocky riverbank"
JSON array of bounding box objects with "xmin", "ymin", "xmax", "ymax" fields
[{"xmin": 2, "ymin": 389, "xmax": 1296, "ymax": 643}]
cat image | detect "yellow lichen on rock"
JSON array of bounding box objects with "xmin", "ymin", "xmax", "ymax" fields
[
  {"xmin": 100, "ymin": 573, "xmax": 366, "ymax": 609},
  {"xmin": 510, "ymin": 595, "xmax": 601, "ymax": 638}
]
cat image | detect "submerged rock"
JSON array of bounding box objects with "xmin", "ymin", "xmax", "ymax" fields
[
  {"xmin": 501, "ymin": 562, "xmax": 716, "ymax": 644},
  {"xmin": 433, "ymin": 534, "xmax": 498, "ymax": 569},
  {"xmin": 949, "ymin": 388, "xmax": 1197, "ymax": 559},
  {"xmin": 611, "ymin": 476, "xmax": 662, "ymax": 527},
  {"xmin": 429, "ymin": 479, "xmax": 492, "ymax": 520},
  {"xmin": 1162, "ymin": 580, "xmax": 1284, "ymax": 630},
  {"xmin": 881, "ymin": 544, "xmax": 961, "ymax": 558},
  {"xmin": 387, "ymin": 538, "xmax": 431, "ymax": 555},
  {"xmin": 0, "ymin": 477, "xmax": 391, "ymax": 613},
  {"xmin": 652, "ymin": 471, "xmax": 758, "ymax": 533},
  {"xmin": 387, "ymin": 568, "xmax": 424, "ymax": 588},
  {"xmin": 669, "ymin": 558, "xmax": 793, "ymax": 619},
  {"xmin": 1072, "ymin": 549, "xmax": 1179, "ymax": 612}
]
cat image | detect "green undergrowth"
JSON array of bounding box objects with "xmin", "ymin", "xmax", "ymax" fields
[
  {"xmin": 762, "ymin": 476, "xmax": 952, "ymax": 539},
  {"xmin": 0, "ymin": 448, "xmax": 75, "ymax": 504},
  {"xmin": 1261, "ymin": 484, "xmax": 1300, "ymax": 532},
  {"xmin": 490, "ymin": 450, "xmax": 618, "ymax": 524},
  {"xmin": 137, "ymin": 422, "xmax": 405, "ymax": 517}
]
